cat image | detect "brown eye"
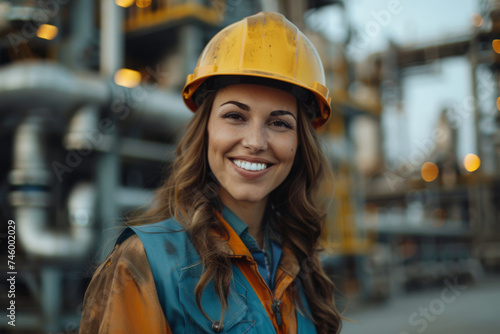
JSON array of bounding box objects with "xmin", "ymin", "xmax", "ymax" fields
[
  {"xmin": 221, "ymin": 112, "xmax": 245, "ymax": 121},
  {"xmin": 270, "ymin": 119, "xmax": 293, "ymax": 129}
]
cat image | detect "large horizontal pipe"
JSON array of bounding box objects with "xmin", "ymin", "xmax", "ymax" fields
[
  {"xmin": 0, "ymin": 62, "xmax": 109, "ymax": 111},
  {"xmin": 0, "ymin": 61, "xmax": 192, "ymax": 133}
]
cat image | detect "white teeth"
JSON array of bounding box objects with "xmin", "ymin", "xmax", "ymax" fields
[{"xmin": 232, "ymin": 159, "xmax": 268, "ymax": 171}]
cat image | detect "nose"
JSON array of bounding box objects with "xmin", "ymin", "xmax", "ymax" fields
[{"xmin": 241, "ymin": 123, "xmax": 268, "ymax": 152}]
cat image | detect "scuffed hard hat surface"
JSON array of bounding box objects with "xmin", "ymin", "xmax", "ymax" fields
[
  {"xmin": 197, "ymin": 12, "xmax": 326, "ymax": 88},
  {"xmin": 183, "ymin": 11, "xmax": 331, "ymax": 129}
]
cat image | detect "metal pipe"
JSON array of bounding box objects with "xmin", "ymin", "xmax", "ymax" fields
[
  {"xmin": 100, "ymin": 0, "xmax": 123, "ymax": 76},
  {"xmin": 0, "ymin": 61, "xmax": 109, "ymax": 112},
  {"xmin": 41, "ymin": 267, "xmax": 62, "ymax": 333},
  {"xmin": 60, "ymin": 0, "xmax": 96, "ymax": 69},
  {"xmin": 9, "ymin": 115, "xmax": 51, "ymax": 186},
  {"xmin": 9, "ymin": 117, "xmax": 96, "ymax": 259},
  {"xmin": 11, "ymin": 183, "xmax": 95, "ymax": 259},
  {"xmin": 261, "ymin": 0, "xmax": 279, "ymax": 12},
  {"xmin": 64, "ymin": 104, "xmax": 101, "ymax": 151},
  {"xmin": 0, "ymin": 62, "xmax": 192, "ymax": 132},
  {"xmin": 11, "ymin": 194, "xmax": 95, "ymax": 259},
  {"xmin": 119, "ymin": 137, "xmax": 176, "ymax": 162},
  {"xmin": 133, "ymin": 85, "xmax": 193, "ymax": 133},
  {"xmin": 98, "ymin": 0, "xmax": 123, "ymax": 262},
  {"xmin": 65, "ymin": 109, "xmax": 177, "ymax": 160}
]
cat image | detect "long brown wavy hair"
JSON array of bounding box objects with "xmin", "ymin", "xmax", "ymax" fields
[{"xmin": 130, "ymin": 88, "xmax": 342, "ymax": 333}]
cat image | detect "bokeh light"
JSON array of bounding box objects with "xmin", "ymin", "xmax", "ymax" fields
[
  {"xmin": 492, "ymin": 39, "xmax": 500, "ymax": 53},
  {"xmin": 114, "ymin": 68, "xmax": 142, "ymax": 88},
  {"xmin": 464, "ymin": 153, "xmax": 480, "ymax": 172},
  {"xmin": 421, "ymin": 162, "xmax": 439, "ymax": 182},
  {"xmin": 115, "ymin": 0, "xmax": 135, "ymax": 7},
  {"xmin": 471, "ymin": 13, "xmax": 483, "ymax": 27},
  {"xmin": 136, "ymin": 0, "xmax": 152, "ymax": 8},
  {"xmin": 36, "ymin": 24, "xmax": 58, "ymax": 40}
]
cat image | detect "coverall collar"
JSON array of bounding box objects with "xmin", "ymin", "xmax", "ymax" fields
[{"xmin": 214, "ymin": 210, "xmax": 300, "ymax": 279}]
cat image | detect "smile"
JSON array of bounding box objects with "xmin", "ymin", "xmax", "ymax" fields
[{"xmin": 231, "ymin": 159, "xmax": 270, "ymax": 171}]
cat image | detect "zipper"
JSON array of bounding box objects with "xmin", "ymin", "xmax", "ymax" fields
[
  {"xmin": 246, "ymin": 257, "xmax": 284, "ymax": 329},
  {"xmin": 271, "ymin": 299, "xmax": 283, "ymax": 327}
]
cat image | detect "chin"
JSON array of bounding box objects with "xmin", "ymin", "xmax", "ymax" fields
[
  {"xmin": 227, "ymin": 188, "xmax": 269, "ymax": 204},
  {"xmin": 233, "ymin": 193, "xmax": 266, "ymax": 203}
]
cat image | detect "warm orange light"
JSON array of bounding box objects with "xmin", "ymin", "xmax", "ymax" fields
[
  {"xmin": 496, "ymin": 97, "xmax": 500, "ymax": 111},
  {"xmin": 493, "ymin": 39, "xmax": 500, "ymax": 53},
  {"xmin": 114, "ymin": 68, "xmax": 142, "ymax": 88},
  {"xmin": 36, "ymin": 24, "xmax": 58, "ymax": 40},
  {"xmin": 136, "ymin": 0, "xmax": 151, "ymax": 8},
  {"xmin": 421, "ymin": 162, "xmax": 439, "ymax": 182},
  {"xmin": 115, "ymin": 0, "xmax": 135, "ymax": 7},
  {"xmin": 464, "ymin": 153, "xmax": 480, "ymax": 172},
  {"xmin": 472, "ymin": 13, "xmax": 483, "ymax": 27}
]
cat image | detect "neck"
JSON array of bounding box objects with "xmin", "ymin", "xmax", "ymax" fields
[{"xmin": 219, "ymin": 192, "xmax": 267, "ymax": 248}]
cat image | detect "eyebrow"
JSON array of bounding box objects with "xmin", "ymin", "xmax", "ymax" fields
[
  {"xmin": 270, "ymin": 110, "xmax": 296, "ymax": 120},
  {"xmin": 221, "ymin": 101, "xmax": 250, "ymax": 111},
  {"xmin": 220, "ymin": 101, "xmax": 297, "ymax": 120}
]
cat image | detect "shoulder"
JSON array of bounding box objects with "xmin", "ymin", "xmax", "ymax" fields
[
  {"xmin": 83, "ymin": 234, "xmax": 155, "ymax": 310},
  {"xmin": 130, "ymin": 217, "xmax": 185, "ymax": 233},
  {"xmin": 81, "ymin": 234, "xmax": 169, "ymax": 333},
  {"xmin": 117, "ymin": 218, "xmax": 198, "ymax": 270},
  {"xmin": 94, "ymin": 234, "xmax": 152, "ymax": 284},
  {"xmin": 120, "ymin": 218, "xmax": 185, "ymax": 239},
  {"xmin": 119, "ymin": 218, "xmax": 190, "ymax": 251}
]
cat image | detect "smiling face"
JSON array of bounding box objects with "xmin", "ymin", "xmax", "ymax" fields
[{"xmin": 207, "ymin": 84, "xmax": 298, "ymax": 210}]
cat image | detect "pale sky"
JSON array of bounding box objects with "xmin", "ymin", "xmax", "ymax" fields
[{"xmin": 307, "ymin": 0, "xmax": 483, "ymax": 166}]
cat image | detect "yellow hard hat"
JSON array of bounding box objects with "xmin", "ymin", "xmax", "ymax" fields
[{"xmin": 182, "ymin": 11, "xmax": 331, "ymax": 129}]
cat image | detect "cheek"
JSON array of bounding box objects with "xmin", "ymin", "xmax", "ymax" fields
[
  {"xmin": 207, "ymin": 123, "xmax": 235, "ymax": 165},
  {"xmin": 283, "ymin": 137, "xmax": 298, "ymax": 162},
  {"xmin": 206, "ymin": 121, "xmax": 219, "ymax": 170},
  {"xmin": 207, "ymin": 135, "xmax": 221, "ymax": 169}
]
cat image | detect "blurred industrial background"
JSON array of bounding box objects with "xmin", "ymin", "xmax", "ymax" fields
[{"xmin": 0, "ymin": 0, "xmax": 499, "ymax": 333}]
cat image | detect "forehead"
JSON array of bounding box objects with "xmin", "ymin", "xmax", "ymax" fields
[{"xmin": 213, "ymin": 84, "xmax": 297, "ymax": 112}]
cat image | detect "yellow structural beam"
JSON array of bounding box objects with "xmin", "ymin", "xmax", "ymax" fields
[{"xmin": 125, "ymin": 2, "xmax": 226, "ymax": 32}]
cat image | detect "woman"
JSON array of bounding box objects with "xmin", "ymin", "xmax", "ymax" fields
[{"xmin": 80, "ymin": 11, "xmax": 342, "ymax": 334}]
